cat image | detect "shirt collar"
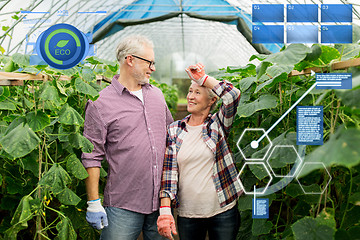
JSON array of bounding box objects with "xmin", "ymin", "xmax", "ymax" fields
[
  {"xmin": 179, "ymin": 114, "xmax": 212, "ymax": 131},
  {"xmin": 111, "ymin": 74, "xmax": 152, "ymax": 95}
]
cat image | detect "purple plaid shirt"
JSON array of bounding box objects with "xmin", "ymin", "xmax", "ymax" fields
[
  {"xmin": 82, "ymin": 75, "xmax": 173, "ymax": 214},
  {"xmin": 160, "ymin": 81, "xmax": 243, "ymax": 208}
]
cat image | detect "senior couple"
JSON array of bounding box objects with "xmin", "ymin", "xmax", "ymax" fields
[{"xmin": 82, "ymin": 35, "xmax": 243, "ymax": 240}]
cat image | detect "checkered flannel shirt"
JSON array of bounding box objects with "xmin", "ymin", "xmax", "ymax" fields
[{"xmin": 159, "ymin": 80, "xmax": 243, "ymax": 208}]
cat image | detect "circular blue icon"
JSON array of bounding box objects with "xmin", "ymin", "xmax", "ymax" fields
[{"xmin": 36, "ymin": 23, "xmax": 89, "ymax": 69}]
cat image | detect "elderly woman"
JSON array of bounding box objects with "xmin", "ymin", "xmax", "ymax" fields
[{"xmin": 157, "ymin": 63, "xmax": 243, "ymax": 240}]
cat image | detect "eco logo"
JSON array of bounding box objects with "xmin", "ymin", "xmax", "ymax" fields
[{"xmin": 36, "ymin": 23, "xmax": 89, "ymax": 69}]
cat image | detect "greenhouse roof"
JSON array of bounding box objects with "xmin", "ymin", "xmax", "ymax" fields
[{"xmin": 0, "ymin": 0, "xmax": 359, "ymax": 82}]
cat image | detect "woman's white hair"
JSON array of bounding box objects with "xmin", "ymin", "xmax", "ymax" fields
[
  {"xmin": 208, "ymin": 88, "xmax": 219, "ymax": 111},
  {"xmin": 116, "ymin": 35, "xmax": 154, "ymax": 65}
]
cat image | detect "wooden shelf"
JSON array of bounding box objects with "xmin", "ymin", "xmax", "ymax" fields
[
  {"xmin": 0, "ymin": 72, "xmax": 111, "ymax": 86},
  {"xmin": 290, "ymin": 58, "xmax": 360, "ymax": 76}
]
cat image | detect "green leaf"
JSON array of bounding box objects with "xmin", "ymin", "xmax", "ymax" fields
[
  {"xmin": 239, "ymin": 77, "xmax": 256, "ymax": 92},
  {"xmin": 335, "ymin": 44, "xmax": 360, "ymax": 60},
  {"xmin": 335, "ymin": 88, "xmax": 360, "ymax": 109},
  {"xmin": 5, "ymin": 195, "xmax": 34, "ymax": 239},
  {"xmin": 0, "ymin": 120, "xmax": 8, "ymax": 137},
  {"xmin": 55, "ymin": 217, "xmax": 77, "ymax": 240},
  {"xmin": 0, "ymin": 173, "xmax": 2, "ymax": 186},
  {"xmin": 66, "ymin": 154, "xmax": 89, "ymax": 180},
  {"xmin": 227, "ymin": 64, "xmax": 256, "ymax": 73},
  {"xmin": 58, "ymin": 125, "xmax": 69, "ymax": 142},
  {"xmin": 79, "ymin": 67, "xmax": 96, "ymax": 82},
  {"xmin": 58, "ymin": 103, "xmax": 84, "ymax": 126},
  {"xmin": 68, "ymin": 132, "xmax": 94, "ymax": 153},
  {"xmin": 26, "ymin": 110, "xmax": 51, "ymax": 132},
  {"xmin": 39, "ymin": 164, "xmax": 71, "ymax": 194},
  {"xmin": 60, "ymin": 205, "xmax": 87, "ymax": 230},
  {"xmin": 304, "ymin": 44, "xmax": 322, "ymax": 62},
  {"xmin": 252, "ymin": 219, "xmax": 273, "ymax": 236},
  {"xmin": 313, "ymin": 45, "xmax": 340, "ymax": 65},
  {"xmin": 12, "ymin": 53, "xmax": 30, "ymax": 67},
  {"xmin": 18, "ymin": 152, "xmax": 39, "ymax": 177},
  {"xmin": 300, "ymin": 127, "xmax": 360, "ymax": 177},
  {"xmin": 21, "ymin": 66, "xmax": 40, "ymax": 74},
  {"xmin": 39, "ymin": 82, "xmax": 61, "ymax": 104},
  {"xmin": 57, "ymin": 188, "xmax": 81, "ymax": 206},
  {"xmin": 249, "ymin": 54, "xmax": 268, "ymax": 61},
  {"xmin": 55, "ymin": 80, "xmax": 67, "ymax": 96},
  {"xmin": 56, "ymin": 40, "xmax": 69, "ymax": 48},
  {"xmin": 265, "ymin": 44, "xmax": 312, "ymax": 65},
  {"xmin": 0, "ymin": 123, "xmax": 40, "ymax": 158},
  {"xmin": 0, "ymin": 45, "xmax": 5, "ymax": 54},
  {"xmin": 5, "ymin": 176, "xmax": 23, "ymax": 194},
  {"xmin": 237, "ymin": 95, "xmax": 278, "ymax": 118},
  {"xmin": 0, "ymin": 86, "xmax": 10, "ymax": 101},
  {"xmin": 0, "ymin": 99, "xmax": 16, "ymax": 110},
  {"xmin": 79, "ymin": 224, "xmax": 98, "ymax": 239},
  {"xmin": 3, "ymin": 116, "xmax": 26, "ymax": 135},
  {"xmin": 335, "ymin": 229, "xmax": 350, "ymax": 240},
  {"xmin": 254, "ymin": 78, "xmax": 275, "ymax": 94},
  {"xmin": 285, "ymin": 183, "xmax": 304, "ymax": 198},
  {"xmin": 266, "ymin": 64, "xmax": 293, "ymax": 84},
  {"xmin": 100, "ymin": 167, "xmax": 107, "ymax": 178},
  {"xmin": 74, "ymin": 77, "xmax": 99, "ymax": 99},
  {"xmin": 292, "ymin": 217, "xmax": 334, "ymax": 240},
  {"xmin": 56, "ymin": 67, "xmax": 78, "ymax": 77},
  {"xmin": 348, "ymin": 226, "xmax": 360, "ymax": 239},
  {"xmin": 340, "ymin": 206, "xmax": 360, "ymax": 230},
  {"xmin": 85, "ymin": 56, "xmax": 117, "ymax": 66},
  {"xmin": 349, "ymin": 192, "xmax": 360, "ymax": 205},
  {"xmin": 3, "ymin": 60, "xmax": 16, "ymax": 72},
  {"xmin": 256, "ymin": 61, "xmax": 271, "ymax": 80},
  {"xmin": 10, "ymin": 195, "xmax": 33, "ymax": 226}
]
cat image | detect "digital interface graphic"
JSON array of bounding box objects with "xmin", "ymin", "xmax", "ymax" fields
[{"xmin": 252, "ymin": 4, "xmax": 353, "ymax": 44}]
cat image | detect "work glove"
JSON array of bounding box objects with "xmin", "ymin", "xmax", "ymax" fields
[
  {"xmin": 185, "ymin": 63, "xmax": 209, "ymax": 86},
  {"xmin": 157, "ymin": 206, "xmax": 177, "ymax": 240},
  {"xmin": 86, "ymin": 198, "xmax": 108, "ymax": 230}
]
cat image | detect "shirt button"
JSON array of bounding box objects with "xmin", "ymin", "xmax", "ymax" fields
[
  {"xmin": 152, "ymin": 146, "xmax": 155, "ymax": 150},
  {"xmin": 148, "ymin": 128, "xmax": 151, "ymax": 131},
  {"xmin": 154, "ymin": 166, "xmax": 157, "ymax": 169}
]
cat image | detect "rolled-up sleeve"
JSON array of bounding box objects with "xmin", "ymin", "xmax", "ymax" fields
[
  {"xmin": 159, "ymin": 127, "xmax": 179, "ymax": 207},
  {"xmin": 81, "ymin": 100, "xmax": 107, "ymax": 168},
  {"xmin": 213, "ymin": 81, "xmax": 241, "ymax": 136}
]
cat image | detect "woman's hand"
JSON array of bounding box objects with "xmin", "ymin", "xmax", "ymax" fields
[
  {"xmin": 185, "ymin": 63, "xmax": 208, "ymax": 86},
  {"xmin": 157, "ymin": 206, "xmax": 177, "ymax": 239}
]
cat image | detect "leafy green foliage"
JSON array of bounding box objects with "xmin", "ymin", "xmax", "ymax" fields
[{"xmin": 214, "ymin": 42, "xmax": 360, "ymax": 239}]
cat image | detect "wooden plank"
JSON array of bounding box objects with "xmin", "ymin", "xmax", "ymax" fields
[
  {"xmin": 0, "ymin": 72, "xmax": 111, "ymax": 86},
  {"xmin": 0, "ymin": 79, "xmax": 24, "ymax": 86},
  {"xmin": 332, "ymin": 58, "xmax": 360, "ymax": 70},
  {"xmin": 290, "ymin": 67, "xmax": 323, "ymax": 76},
  {"xmin": 96, "ymin": 75, "xmax": 111, "ymax": 83},
  {"xmin": 0, "ymin": 72, "xmax": 71, "ymax": 81},
  {"xmin": 290, "ymin": 58, "xmax": 360, "ymax": 77}
]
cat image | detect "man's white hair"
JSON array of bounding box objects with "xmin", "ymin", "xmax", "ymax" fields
[{"xmin": 116, "ymin": 35, "xmax": 154, "ymax": 65}]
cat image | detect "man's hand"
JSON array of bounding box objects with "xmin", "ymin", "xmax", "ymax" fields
[
  {"xmin": 86, "ymin": 198, "xmax": 108, "ymax": 230},
  {"xmin": 185, "ymin": 63, "xmax": 208, "ymax": 86},
  {"xmin": 157, "ymin": 206, "xmax": 177, "ymax": 240}
]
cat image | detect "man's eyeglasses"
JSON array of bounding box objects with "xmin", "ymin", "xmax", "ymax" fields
[{"xmin": 125, "ymin": 54, "xmax": 155, "ymax": 69}]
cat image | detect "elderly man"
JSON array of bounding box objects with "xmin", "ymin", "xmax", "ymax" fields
[{"xmin": 82, "ymin": 35, "xmax": 173, "ymax": 240}]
